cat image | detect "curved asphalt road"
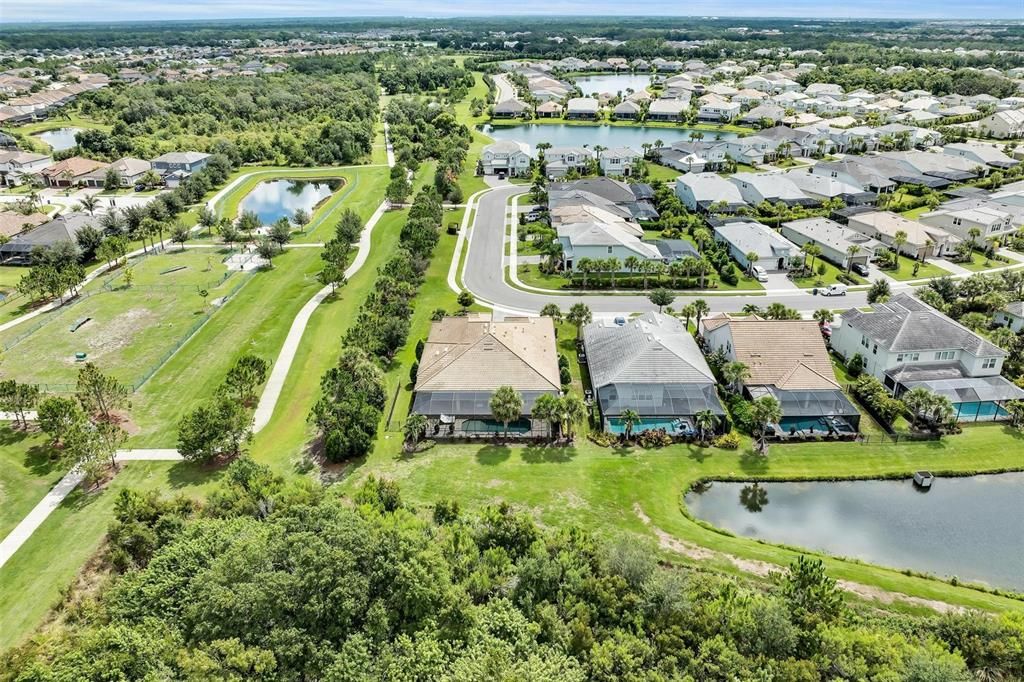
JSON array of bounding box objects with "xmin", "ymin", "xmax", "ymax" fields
[{"xmin": 462, "ymin": 184, "xmax": 878, "ymax": 315}]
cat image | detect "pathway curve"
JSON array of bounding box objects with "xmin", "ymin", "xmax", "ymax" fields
[{"xmin": 0, "ymin": 124, "xmax": 398, "ymax": 570}]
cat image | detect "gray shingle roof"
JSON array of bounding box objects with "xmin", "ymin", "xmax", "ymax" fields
[
  {"xmin": 842, "ymin": 293, "xmax": 1005, "ymax": 356},
  {"xmin": 583, "ymin": 312, "xmax": 716, "ymax": 388}
]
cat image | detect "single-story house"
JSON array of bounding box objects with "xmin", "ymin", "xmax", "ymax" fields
[
  {"xmin": 0, "ymin": 210, "xmax": 49, "ymax": 239},
  {"xmin": 675, "ymin": 172, "xmax": 746, "ymax": 213},
  {"xmin": 845, "ymin": 211, "xmax": 956, "ymax": 259},
  {"xmin": 493, "ymin": 98, "xmax": 529, "ymax": 118},
  {"xmin": 557, "ymin": 220, "xmax": 662, "ymax": 271},
  {"xmin": 942, "ymin": 142, "xmax": 1019, "ymax": 170},
  {"xmin": 612, "ymin": 100, "xmax": 641, "ymax": 120},
  {"xmin": 566, "ymin": 97, "xmax": 600, "ymax": 120},
  {"xmin": 411, "ymin": 314, "xmax": 561, "ymax": 438},
  {"xmin": 702, "ymin": 317, "xmax": 861, "ymax": 435},
  {"xmin": 780, "ymin": 217, "xmax": 882, "ymax": 270},
  {"xmin": 713, "ymin": 220, "xmax": 797, "ymax": 272},
  {"xmin": 994, "ymin": 302, "xmax": 1024, "ymax": 333},
  {"xmin": 727, "ymin": 172, "xmax": 813, "ymax": 207},
  {"xmin": 81, "ymin": 157, "xmax": 151, "ymax": 188},
  {"xmin": 584, "ymin": 312, "xmax": 725, "ymax": 436},
  {"xmin": 535, "ymin": 101, "xmax": 563, "ymax": 118},
  {"xmin": 647, "ymin": 98, "xmax": 687, "ymax": 122},
  {"xmin": 41, "ymin": 156, "xmax": 106, "ymax": 188},
  {"xmin": 0, "ymin": 212, "xmax": 96, "ymax": 264}
]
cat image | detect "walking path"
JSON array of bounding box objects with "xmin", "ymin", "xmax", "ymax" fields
[{"xmin": 0, "ymin": 124, "xmax": 398, "ymax": 570}]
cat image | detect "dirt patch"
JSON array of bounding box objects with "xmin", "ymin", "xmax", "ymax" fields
[{"xmin": 632, "ymin": 503, "xmax": 967, "ymax": 615}]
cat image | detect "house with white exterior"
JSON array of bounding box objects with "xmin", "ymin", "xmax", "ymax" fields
[
  {"xmin": 0, "ymin": 151, "xmax": 52, "ymax": 187},
  {"xmin": 942, "ymin": 143, "xmax": 1020, "ymax": 170},
  {"xmin": 599, "ymin": 147, "xmax": 643, "ymax": 177},
  {"xmin": 727, "ymin": 172, "xmax": 812, "ymax": 207},
  {"xmin": 780, "ymin": 218, "xmax": 882, "ymax": 270},
  {"xmin": 918, "ymin": 205, "xmax": 1014, "ymax": 242},
  {"xmin": 713, "ymin": 220, "xmax": 797, "ymax": 271},
  {"xmin": 566, "ymin": 97, "xmax": 600, "ymax": 120},
  {"xmin": 974, "ymin": 109, "xmax": 1024, "ymax": 139},
  {"xmin": 845, "ymin": 211, "xmax": 955, "ymax": 259},
  {"xmin": 481, "ymin": 140, "xmax": 534, "ymax": 176},
  {"xmin": 674, "ymin": 172, "xmax": 746, "ymax": 213},
  {"xmin": 647, "ymin": 98, "xmax": 688, "ymax": 122},
  {"xmin": 994, "ymin": 302, "xmax": 1024, "ymax": 333},
  {"xmin": 544, "ymin": 146, "xmax": 592, "ymax": 178},
  {"xmin": 697, "ymin": 94, "xmax": 740, "ymax": 122},
  {"xmin": 556, "ymin": 221, "xmax": 661, "ymax": 271},
  {"xmin": 832, "ymin": 294, "xmax": 1024, "ymax": 421}
]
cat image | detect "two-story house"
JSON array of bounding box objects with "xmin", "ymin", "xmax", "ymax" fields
[
  {"xmin": 543, "ymin": 146, "xmax": 592, "ymax": 178},
  {"xmin": 481, "ymin": 141, "xmax": 534, "ymax": 177},
  {"xmin": 832, "ymin": 293, "xmax": 1024, "ymax": 421},
  {"xmin": 598, "ymin": 147, "xmax": 642, "ymax": 177}
]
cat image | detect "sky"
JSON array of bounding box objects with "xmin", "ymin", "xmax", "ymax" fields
[{"xmin": 2, "ymin": 0, "xmax": 1022, "ymax": 23}]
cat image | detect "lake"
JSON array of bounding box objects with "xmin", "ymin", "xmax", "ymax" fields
[
  {"xmin": 481, "ymin": 123, "xmax": 737, "ymax": 150},
  {"xmin": 238, "ymin": 178, "xmax": 342, "ymax": 225},
  {"xmin": 685, "ymin": 473, "xmax": 1024, "ymax": 590},
  {"xmin": 574, "ymin": 74, "xmax": 653, "ymax": 96},
  {"xmin": 35, "ymin": 127, "xmax": 82, "ymax": 152}
]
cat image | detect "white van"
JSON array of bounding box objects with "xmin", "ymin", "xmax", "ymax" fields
[
  {"xmin": 751, "ymin": 265, "xmax": 768, "ymax": 282},
  {"xmin": 818, "ymin": 284, "xmax": 847, "ymax": 297}
]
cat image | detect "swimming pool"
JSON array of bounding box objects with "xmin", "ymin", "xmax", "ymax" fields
[
  {"xmin": 778, "ymin": 416, "xmax": 856, "ymax": 435},
  {"xmin": 607, "ymin": 417, "xmax": 694, "ymax": 435}
]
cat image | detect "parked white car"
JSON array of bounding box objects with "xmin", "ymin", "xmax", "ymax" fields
[
  {"xmin": 818, "ymin": 284, "xmax": 848, "ymax": 296},
  {"xmin": 751, "ymin": 265, "xmax": 768, "ymax": 282}
]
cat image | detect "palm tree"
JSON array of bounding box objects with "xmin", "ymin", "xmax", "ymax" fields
[
  {"xmin": 576, "ymin": 257, "xmax": 595, "ymax": 289},
  {"xmin": 750, "ymin": 395, "xmax": 782, "ymax": 454},
  {"xmin": 694, "ymin": 409, "xmax": 717, "ymax": 443},
  {"xmin": 567, "ymin": 302, "xmax": 592, "ymax": 335},
  {"xmin": 78, "ymin": 194, "xmax": 100, "ymax": 216},
  {"xmin": 619, "ymin": 409, "xmax": 640, "ymax": 441},
  {"xmin": 892, "ymin": 230, "xmax": 909, "ymax": 267},
  {"xmin": 967, "ymin": 226, "xmax": 981, "ymax": 253},
  {"xmin": 745, "ymin": 252, "xmax": 759, "ymax": 276},
  {"xmin": 490, "ymin": 386, "xmax": 524, "ymax": 440},
  {"xmin": 605, "ymin": 257, "xmax": 621, "ymax": 288},
  {"xmin": 623, "ymin": 255, "xmax": 641, "ymax": 276},
  {"xmin": 813, "ymin": 308, "xmax": 834, "ymax": 326},
  {"xmin": 845, "ymin": 244, "xmax": 861, "ymax": 274},
  {"xmin": 680, "ymin": 303, "xmax": 696, "ymax": 330},
  {"xmin": 403, "ymin": 413, "xmax": 428, "ymax": 452},
  {"xmin": 692, "ymin": 299, "xmax": 710, "ymax": 330},
  {"xmin": 722, "ymin": 361, "xmax": 750, "ymax": 393},
  {"xmin": 532, "ymin": 393, "xmax": 561, "ymax": 441},
  {"xmin": 558, "ymin": 393, "xmax": 587, "ymax": 441},
  {"xmin": 539, "ymin": 303, "xmax": 562, "ymax": 327},
  {"xmin": 801, "ymin": 243, "xmax": 822, "ymax": 272}
]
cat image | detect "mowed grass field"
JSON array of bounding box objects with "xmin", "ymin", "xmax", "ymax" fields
[
  {"xmin": 0, "ymin": 426, "xmax": 63, "ymax": 543},
  {"xmin": 0, "ymin": 249, "xmax": 239, "ymax": 388}
]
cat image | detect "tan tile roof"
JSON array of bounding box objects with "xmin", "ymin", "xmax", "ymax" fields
[
  {"xmin": 0, "ymin": 211, "xmax": 48, "ymax": 238},
  {"xmin": 725, "ymin": 320, "xmax": 839, "ymax": 390},
  {"xmin": 42, "ymin": 156, "xmax": 105, "ymax": 179},
  {"xmin": 415, "ymin": 314, "xmax": 560, "ymax": 392}
]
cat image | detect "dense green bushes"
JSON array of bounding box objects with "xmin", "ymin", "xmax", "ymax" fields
[{"xmin": 4, "ymin": 464, "xmax": 1021, "ymax": 681}]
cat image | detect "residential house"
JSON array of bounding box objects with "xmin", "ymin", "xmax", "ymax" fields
[
  {"xmin": 566, "ymin": 97, "xmax": 600, "ymax": 120},
  {"xmin": 727, "ymin": 172, "xmax": 813, "ymax": 207},
  {"xmin": 40, "ymin": 156, "xmax": 106, "ymax": 188},
  {"xmin": 0, "ymin": 151, "xmax": 52, "ymax": 187},
  {"xmin": 918, "ymin": 204, "xmax": 1015, "ymax": 242},
  {"xmin": 150, "ymin": 151, "xmax": 211, "ymax": 176},
  {"xmin": 783, "ymin": 170, "xmax": 877, "ymax": 205},
  {"xmin": 646, "ymin": 98, "xmax": 687, "ymax": 122},
  {"xmin": 0, "ymin": 210, "xmax": 49, "ymax": 239},
  {"xmin": 0, "ymin": 212, "xmax": 96, "ymax": 263},
  {"xmin": 544, "ymin": 146, "xmax": 592, "ymax": 178},
  {"xmin": 943, "ymin": 142, "xmax": 1020, "ymax": 170},
  {"xmin": 583, "ymin": 312, "xmax": 725, "ymax": 436},
  {"xmin": 81, "ymin": 157, "xmax": 151, "ymax": 188},
  {"xmin": 994, "ymin": 302, "xmax": 1024, "ymax": 333},
  {"xmin": 697, "ymin": 94, "xmax": 740, "ymax": 122},
  {"xmin": 611, "ymin": 100, "xmax": 641, "ymax": 120},
  {"xmin": 740, "ymin": 103, "xmax": 786, "ymax": 126},
  {"xmin": 675, "ymin": 172, "xmax": 746, "ymax": 213},
  {"xmin": 832, "ymin": 294, "xmax": 1024, "ymax": 421},
  {"xmin": 550, "ymin": 177, "xmax": 659, "ymax": 221},
  {"xmin": 974, "ymin": 109, "xmax": 1024, "ymax": 139},
  {"xmin": 481, "ymin": 140, "xmax": 534, "ymax": 177},
  {"xmin": 720, "ymin": 135, "xmax": 778, "ymax": 166},
  {"xmin": 812, "ymin": 159, "xmax": 897, "ymax": 194},
  {"xmin": 713, "ymin": 220, "xmax": 797, "ymax": 271},
  {"xmin": 411, "ymin": 314, "xmax": 562, "ymax": 438},
  {"xmin": 780, "ymin": 217, "xmax": 882, "ymax": 270},
  {"xmin": 845, "ymin": 211, "xmax": 955, "ymax": 259},
  {"xmin": 556, "ymin": 221, "xmax": 662, "ymax": 271},
  {"xmin": 535, "ymin": 101, "xmax": 563, "ymax": 118},
  {"xmin": 702, "ymin": 318, "xmax": 861, "ymax": 435},
  {"xmin": 493, "ymin": 98, "xmax": 529, "ymax": 118},
  {"xmin": 598, "ymin": 147, "xmax": 642, "ymax": 177}
]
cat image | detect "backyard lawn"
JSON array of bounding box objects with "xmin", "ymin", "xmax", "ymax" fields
[{"xmin": 0, "ymin": 250, "xmax": 240, "ymax": 389}]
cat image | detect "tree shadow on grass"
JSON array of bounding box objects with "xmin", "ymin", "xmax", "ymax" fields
[
  {"xmin": 24, "ymin": 444, "xmax": 61, "ymax": 477},
  {"xmin": 521, "ymin": 443, "xmax": 577, "ymax": 464},
  {"xmin": 476, "ymin": 444, "xmax": 511, "ymax": 466},
  {"xmin": 166, "ymin": 459, "xmax": 226, "ymax": 489},
  {"xmin": 685, "ymin": 444, "xmax": 712, "ymax": 464},
  {"xmin": 0, "ymin": 425, "xmax": 30, "ymax": 448},
  {"xmin": 738, "ymin": 449, "xmax": 771, "ymax": 476}
]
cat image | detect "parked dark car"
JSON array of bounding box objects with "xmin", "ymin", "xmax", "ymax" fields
[{"xmin": 851, "ymin": 262, "xmax": 869, "ymax": 277}]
